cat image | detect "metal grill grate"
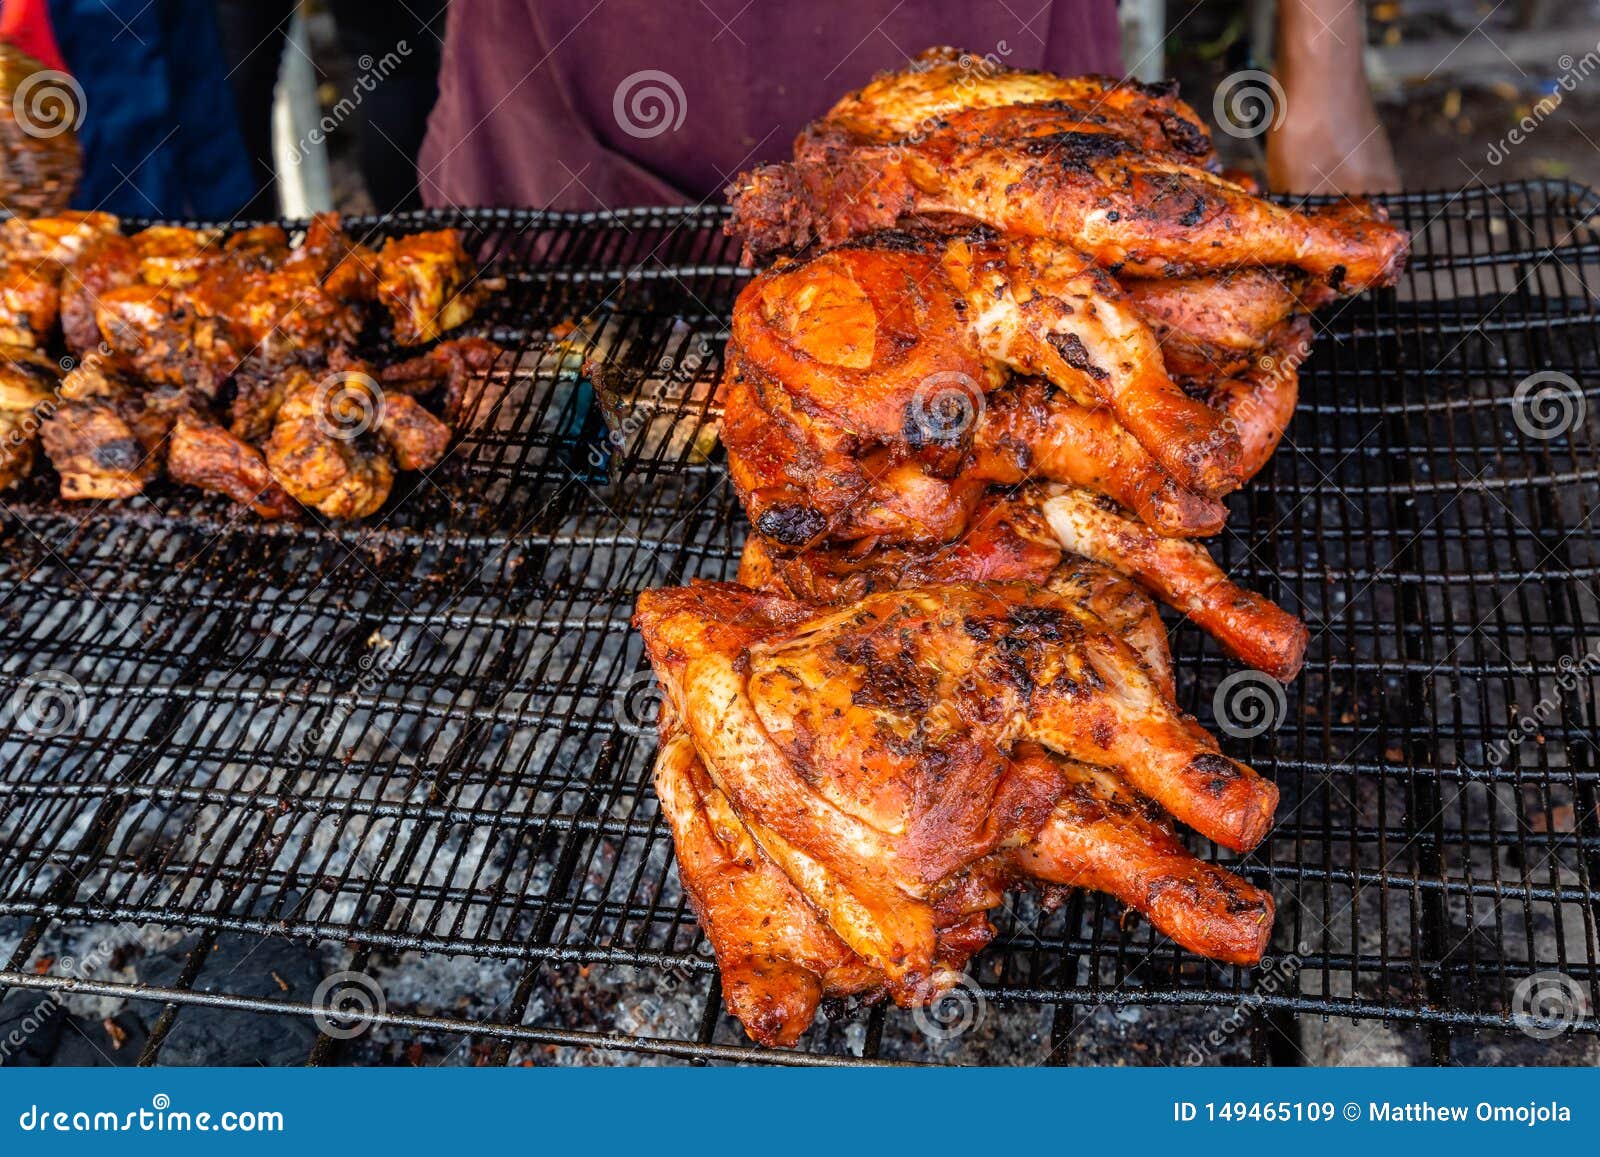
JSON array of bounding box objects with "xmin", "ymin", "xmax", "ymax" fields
[{"xmin": 1, "ymin": 185, "xmax": 1598, "ymax": 1066}]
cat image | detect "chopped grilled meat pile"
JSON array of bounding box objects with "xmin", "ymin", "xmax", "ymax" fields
[
  {"xmin": 0, "ymin": 210, "xmax": 500, "ymax": 519},
  {"xmin": 630, "ymin": 48, "xmax": 1410, "ymax": 1047}
]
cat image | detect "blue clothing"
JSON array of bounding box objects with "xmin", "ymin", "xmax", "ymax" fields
[{"xmin": 49, "ymin": 0, "xmax": 255, "ymax": 218}]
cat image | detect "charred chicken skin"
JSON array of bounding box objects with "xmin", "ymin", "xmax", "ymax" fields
[
  {"xmin": 636, "ymin": 578, "xmax": 1276, "ymax": 1044},
  {"xmin": 39, "ymin": 353, "xmax": 182, "ymax": 500},
  {"xmin": 804, "ymin": 47, "xmax": 1215, "ymax": 165}
]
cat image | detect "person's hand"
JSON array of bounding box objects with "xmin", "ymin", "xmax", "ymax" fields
[{"xmin": 1266, "ymin": 0, "xmax": 1400, "ymax": 195}]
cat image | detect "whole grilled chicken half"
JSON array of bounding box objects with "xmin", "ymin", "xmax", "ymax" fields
[
  {"xmin": 739, "ymin": 484, "xmax": 1308, "ymax": 683},
  {"xmin": 728, "ymin": 49, "xmax": 1409, "ymax": 292},
  {"xmin": 724, "ymin": 231, "xmax": 1249, "ymax": 533},
  {"xmin": 722, "ymin": 231, "xmax": 1314, "ymax": 543},
  {"xmin": 637, "ymin": 579, "xmax": 1276, "ymax": 1046}
]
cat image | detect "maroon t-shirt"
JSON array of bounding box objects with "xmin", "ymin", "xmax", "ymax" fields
[{"xmin": 418, "ymin": 0, "xmax": 1122, "ymax": 210}]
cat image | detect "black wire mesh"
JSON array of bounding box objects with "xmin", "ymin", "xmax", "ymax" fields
[{"xmin": 0, "ymin": 185, "xmax": 1597, "ymax": 1066}]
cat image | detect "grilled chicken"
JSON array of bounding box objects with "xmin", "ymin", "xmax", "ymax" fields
[
  {"xmin": 638, "ymin": 51, "xmax": 1408, "ymax": 1048},
  {"xmin": 375, "ymin": 230, "xmax": 488, "ymax": 346},
  {"xmin": 727, "ymin": 55, "xmax": 1409, "ymax": 291},
  {"xmin": 379, "ymin": 392, "xmax": 452, "ymax": 470},
  {"xmin": 636, "ymin": 578, "xmax": 1276, "ymax": 1042},
  {"xmin": 722, "ymin": 232, "xmax": 1244, "ymax": 540},
  {"xmin": 378, "ymin": 335, "xmax": 502, "ymax": 423},
  {"xmin": 739, "ymin": 483, "xmax": 1306, "ymax": 683},
  {"xmin": 0, "ymin": 345, "xmax": 61, "ymax": 488},
  {"xmin": 1123, "ymin": 269, "xmax": 1318, "ymax": 384},
  {"xmin": 805, "ymin": 47, "xmax": 1215, "ymax": 165},
  {"xmin": 0, "ymin": 256, "xmax": 60, "ymax": 348},
  {"xmin": 263, "ymin": 365, "xmax": 395, "ymax": 519},
  {"xmin": 39, "ymin": 353, "xmax": 182, "ymax": 500},
  {"xmin": 1039, "ymin": 484, "xmax": 1308, "ymax": 681},
  {"xmin": 167, "ymin": 412, "xmax": 299, "ymax": 519},
  {"xmin": 1, "ymin": 210, "xmax": 492, "ymax": 517},
  {"xmin": 652, "ymin": 702, "xmax": 882, "ymax": 1046},
  {"xmin": 1186, "ymin": 316, "xmax": 1310, "ymax": 483}
]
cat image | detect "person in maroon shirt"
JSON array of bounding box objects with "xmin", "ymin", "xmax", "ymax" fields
[{"xmin": 417, "ymin": 0, "xmax": 1397, "ymax": 211}]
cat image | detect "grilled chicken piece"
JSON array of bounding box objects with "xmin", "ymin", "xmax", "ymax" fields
[
  {"xmin": 263, "ymin": 365, "xmax": 395, "ymax": 519},
  {"xmin": 1041, "ymin": 484, "xmax": 1309, "ymax": 681},
  {"xmin": 723, "ymin": 364, "xmax": 989, "ymax": 547},
  {"xmin": 0, "ymin": 211, "xmax": 118, "ymax": 264},
  {"xmin": 731, "ymin": 136, "xmax": 1408, "ymax": 290},
  {"xmin": 378, "ymin": 392, "xmax": 451, "ymax": 470},
  {"xmin": 77, "ymin": 215, "xmax": 381, "ymax": 384},
  {"xmin": 636, "ymin": 580, "xmax": 1276, "ymax": 1014},
  {"xmin": 378, "ymin": 336, "xmax": 501, "ymax": 423},
  {"xmin": 737, "ymin": 489, "xmax": 1176, "ymax": 698},
  {"xmin": 971, "ymin": 376, "xmax": 1227, "ymax": 536},
  {"xmin": 166, "ymin": 412, "xmax": 299, "ymax": 519},
  {"xmin": 0, "ymin": 256, "xmax": 60, "ymax": 347},
  {"xmin": 1186, "ymin": 317, "xmax": 1310, "ymax": 483},
  {"xmin": 945, "ymin": 233, "xmax": 1241, "ymax": 494},
  {"xmin": 0, "ymin": 345, "xmax": 61, "ymax": 488},
  {"xmin": 59, "ymin": 230, "xmax": 138, "ymax": 354},
  {"xmin": 727, "ymin": 72, "xmax": 1409, "ymax": 290},
  {"xmin": 375, "ymin": 230, "xmax": 487, "ymax": 345},
  {"xmin": 39, "ymin": 354, "xmax": 181, "ymax": 500},
  {"xmin": 806, "ymin": 47, "xmax": 1214, "ymax": 164}
]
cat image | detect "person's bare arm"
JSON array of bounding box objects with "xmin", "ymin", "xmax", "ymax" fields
[{"xmin": 1267, "ymin": 0, "xmax": 1400, "ymax": 194}]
